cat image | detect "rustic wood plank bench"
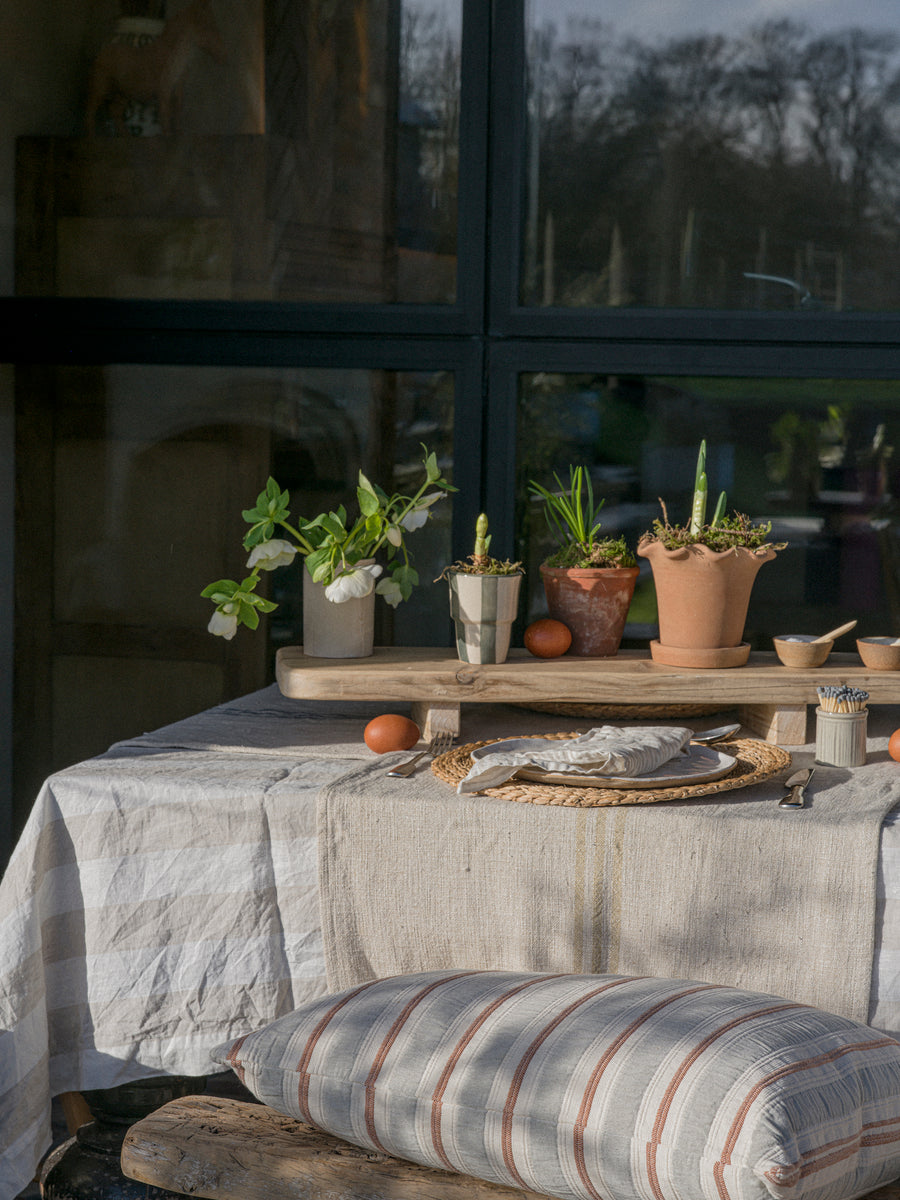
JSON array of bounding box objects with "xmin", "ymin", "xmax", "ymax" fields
[
  {"xmin": 122, "ymin": 1094, "xmax": 900, "ymax": 1200},
  {"xmin": 120, "ymin": 1094, "xmax": 549, "ymax": 1198},
  {"xmin": 276, "ymin": 646, "xmax": 900, "ymax": 746}
]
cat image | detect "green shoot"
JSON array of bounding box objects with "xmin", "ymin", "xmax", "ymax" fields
[{"xmin": 689, "ymin": 440, "xmax": 707, "ymax": 535}]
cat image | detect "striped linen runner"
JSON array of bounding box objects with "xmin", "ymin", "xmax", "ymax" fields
[
  {"xmin": 214, "ymin": 969, "xmax": 900, "ymax": 1200},
  {"xmin": 318, "ymin": 734, "xmax": 900, "ymax": 1020}
]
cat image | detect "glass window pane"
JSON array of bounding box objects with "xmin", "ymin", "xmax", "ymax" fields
[
  {"xmin": 524, "ymin": 2, "xmax": 900, "ymax": 310},
  {"xmin": 3, "ymin": 0, "xmax": 460, "ymax": 302},
  {"xmin": 517, "ymin": 373, "xmax": 900, "ymax": 645},
  {"xmin": 12, "ymin": 362, "xmax": 453, "ymax": 820}
]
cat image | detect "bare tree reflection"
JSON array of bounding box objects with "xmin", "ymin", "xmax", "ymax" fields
[{"xmin": 518, "ymin": 17, "xmax": 900, "ymax": 309}]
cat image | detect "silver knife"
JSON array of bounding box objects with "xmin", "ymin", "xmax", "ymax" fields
[{"xmin": 779, "ymin": 767, "xmax": 814, "ymax": 809}]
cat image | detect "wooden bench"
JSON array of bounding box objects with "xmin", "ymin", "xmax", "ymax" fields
[
  {"xmin": 121, "ymin": 1094, "xmax": 549, "ymax": 1198},
  {"xmin": 122, "ymin": 1094, "xmax": 900, "ymax": 1200}
]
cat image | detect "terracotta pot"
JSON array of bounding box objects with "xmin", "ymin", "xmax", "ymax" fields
[
  {"xmin": 302, "ymin": 561, "xmax": 375, "ymax": 658},
  {"xmin": 539, "ymin": 564, "xmax": 638, "ymax": 657},
  {"xmin": 637, "ymin": 540, "xmax": 777, "ymax": 667},
  {"xmin": 447, "ymin": 570, "xmax": 523, "ymax": 664}
]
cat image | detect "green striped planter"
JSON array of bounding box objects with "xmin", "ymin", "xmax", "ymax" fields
[{"xmin": 447, "ymin": 570, "xmax": 523, "ymax": 664}]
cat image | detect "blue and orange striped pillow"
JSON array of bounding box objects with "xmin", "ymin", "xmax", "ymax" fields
[{"xmin": 213, "ymin": 970, "xmax": 900, "ymax": 1200}]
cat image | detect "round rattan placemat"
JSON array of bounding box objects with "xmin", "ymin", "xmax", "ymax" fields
[
  {"xmin": 431, "ymin": 732, "xmax": 791, "ymax": 807},
  {"xmin": 515, "ymin": 701, "xmax": 728, "ymax": 719}
]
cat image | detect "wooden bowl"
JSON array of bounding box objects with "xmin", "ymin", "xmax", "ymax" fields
[
  {"xmin": 772, "ymin": 634, "xmax": 832, "ymax": 668},
  {"xmin": 857, "ymin": 637, "xmax": 900, "ymax": 670}
]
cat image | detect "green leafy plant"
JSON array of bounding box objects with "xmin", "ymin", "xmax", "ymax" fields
[
  {"xmin": 640, "ymin": 440, "xmax": 786, "ymax": 554},
  {"xmin": 528, "ymin": 465, "xmax": 636, "ymax": 569},
  {"xmin": 203, "ymin": 446, "xmax": 455, "ymax": 640},
  {"xmin": 437, "ymin": 512, "xmax": 523, "ymax": 577}
]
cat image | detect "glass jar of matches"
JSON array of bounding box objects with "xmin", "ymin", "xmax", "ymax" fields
[{"xmin": 815, "ymin": 685, "xmax": 870, "ymax": 767}]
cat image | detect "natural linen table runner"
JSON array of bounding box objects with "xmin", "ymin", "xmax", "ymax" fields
[{"xmin": 318, "ymin": 748, "xmax": 900, "ymax": 1022}]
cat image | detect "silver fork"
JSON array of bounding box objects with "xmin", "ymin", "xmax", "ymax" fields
[{"xmin": 387, "ymin": 729, "xmax": 454, "ymax": 777}]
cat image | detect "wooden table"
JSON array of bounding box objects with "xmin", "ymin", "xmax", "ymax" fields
[{"xmin": 276, "ymin": 647, "xmax": 900, "ymax": 746}]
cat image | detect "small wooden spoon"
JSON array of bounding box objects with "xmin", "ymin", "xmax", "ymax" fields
[{"xmin": 812, "ymin": 620, "xmax": 857, "ymax": 644}]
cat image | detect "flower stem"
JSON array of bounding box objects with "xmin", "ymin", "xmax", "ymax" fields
[{"xmin": 277, "ymin": 518, "xmax": 316, "ymax": 555}]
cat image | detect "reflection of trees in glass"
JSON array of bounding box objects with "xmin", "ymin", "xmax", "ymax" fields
[
  {"xmin": 524, "ymin": 17, "xmax": 900, "ymax": 310},
  {"xmin": 398, "ymin": 4, "xmax": 460, "ymax": 255}
]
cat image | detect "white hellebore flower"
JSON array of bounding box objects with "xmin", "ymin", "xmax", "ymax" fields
[
  {"xmin": 375, "ymin": 577, "xmax": 404, "ymax": 608},
  {"xmin": 386, "ymin": 524, "xmax": 403, "ymax": 547},
  {"xmin": 208, "ymin": 608, "xmax": 239, "ymax": 640},
  {"xmin": 246, "ymin": 538, "xmax": 297, "ymax": 571},
  {"xmin": 399, "ymin": 491, "xmax": 446, "ymax": 532},
  {"xmin": 325, "ymin": 562, "xmax": 383, "ymax": 603}
]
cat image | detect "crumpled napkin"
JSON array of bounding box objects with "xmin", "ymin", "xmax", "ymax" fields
[{"xmin": 457, "ymin": 725, "xmax": 693, "ymax": 794}]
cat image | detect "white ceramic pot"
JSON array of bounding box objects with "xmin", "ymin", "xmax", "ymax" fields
[
  {"xmin": 447, "ymin": 570, "xmax": 523, "ymax": 664},
  {"xmin": 302, "ymin": 562, "xmax": 375, "ymax": 658}
]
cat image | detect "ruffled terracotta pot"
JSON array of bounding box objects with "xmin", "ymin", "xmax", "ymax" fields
[
  {"xmin": 540, "ymin": 564, "xmax": 639, "ymax": 657},
  {"xmin": 637, "ymin": 540, "xmax": 777, "ymax": 667}
]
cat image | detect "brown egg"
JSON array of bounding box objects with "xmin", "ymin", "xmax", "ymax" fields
[
  {"xmin": 364, "ymin": 713, "xmax": 421, "ymax": 754},
  {"xmin": 524, "ymin": 618, "xmax": 572, "ymax": 658}
]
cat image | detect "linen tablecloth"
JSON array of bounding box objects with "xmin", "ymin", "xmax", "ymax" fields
[{"xmin": 3, "ymin": 685, "xmax": 900, "ymax": 1196}]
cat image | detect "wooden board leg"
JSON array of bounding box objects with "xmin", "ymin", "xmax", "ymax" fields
[
  {"xmin": 59, "ymin": 1091, "xmax": 93, "ymax": 1134},
  {"xmin": 410, "ymin": 700, "xmax": 460, "ymax": 740},
  {"xmin": 738, "ymin": 703, "xmax": 808, "ymax": 746}
]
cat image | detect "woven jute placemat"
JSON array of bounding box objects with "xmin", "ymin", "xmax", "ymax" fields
[
  {"xmin": 515, "ymin": 701, "xmax": 728, "ymax": 719},
  {"xmin": 431, "ymin": 732, "xmax": 791, "ymax": 807}
]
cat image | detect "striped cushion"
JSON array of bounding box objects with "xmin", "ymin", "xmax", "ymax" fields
[{"xmin": 212, "ymin": 970, "xmax": 900, "ymax": 1200}]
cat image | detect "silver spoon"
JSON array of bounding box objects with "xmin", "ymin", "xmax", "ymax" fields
[{"xmin": 691, "ymin": 723, "xmax": 741, "ymax": 743}]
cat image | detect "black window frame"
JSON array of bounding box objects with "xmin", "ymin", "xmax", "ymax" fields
[{"xmin": 1, "ymin": 0, "xmax": 899, "ymax": 563}]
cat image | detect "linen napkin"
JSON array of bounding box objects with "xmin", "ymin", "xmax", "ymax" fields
[{"xmin": 457, "ymin": 724, "xmax": 693, "ymax": 793}]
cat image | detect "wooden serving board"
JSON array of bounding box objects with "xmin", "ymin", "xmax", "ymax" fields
[{"xmin": 276, "ymin": 647, "xmax": 900, "ymax": 746}]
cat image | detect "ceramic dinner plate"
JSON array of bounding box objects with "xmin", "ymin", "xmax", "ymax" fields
[{"xmin": 469, "ymin": 739, "xmax": 737, "ymax": 789}]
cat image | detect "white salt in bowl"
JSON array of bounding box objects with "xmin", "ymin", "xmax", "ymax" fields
[{"xmin": 772, "ymin": 634, "xmax": 832, "ymax": 669}]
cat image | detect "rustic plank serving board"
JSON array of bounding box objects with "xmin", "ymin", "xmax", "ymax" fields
[{"xmin": 276, "ymin": 647, "xmax": 900, "ymax": 745}]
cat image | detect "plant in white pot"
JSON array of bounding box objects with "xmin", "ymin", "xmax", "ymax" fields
[
  {"xmin": 437, "ymin": 513, "xmax": 523, "ymax": 664},
  {"xmin": 202, "ymin": 447, "xmax": 455, "ymax": 658},
  {"xmin": 528, "ymin": 466, "xmax": 638, "ymax": 656},
  {"xmin": 637, "ymin": 439, "xmax": 786, "ymax": 668}
]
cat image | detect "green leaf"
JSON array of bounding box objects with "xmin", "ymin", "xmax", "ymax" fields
[
  {"xmin": 304, "ymin": 512, "xmax": 346, "ymax": 539},
  {"xmin": 247, "ymin": 595, "xmax": 277, "ymax": 613},
  {"xmin": 242, "ymin": 522, "xmax": 274, "ymax": 548},
  {"xmin": 240, "ymin": 603, "xmax": 260, "ymax": 630},
  {"xmin": 305, "ymin": 546, "xmax": 331, "ymax": 577},
  {"xmin": 711, "ymin": 490, "xmax": 727, "ymax": 527},
  {"xmin": 357, "ymin": 476, "xmax": 380, "ymax": 516},
  {"xmin": 201, "ymin": 579, "xmax": 238, "ymax": 599},
  {"xmin": 392, "ymin": 562, "xmax": 419, "ymax": 599}
]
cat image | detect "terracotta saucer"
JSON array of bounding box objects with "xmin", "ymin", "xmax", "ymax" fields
[{"xmin": 648, "ymin": 640, "xmax": 751, "ymax": 668}]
